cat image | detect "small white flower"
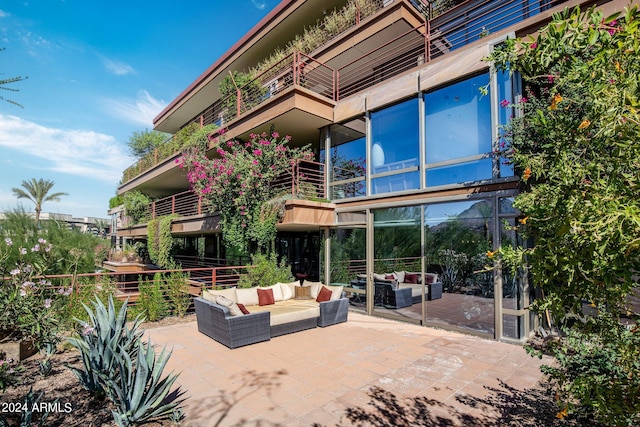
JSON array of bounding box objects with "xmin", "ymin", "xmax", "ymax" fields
[
  {"xmin": 31, "ymin": 244, "xmax": 40, "ymax": 252},
  {"xmin": 44, "ymin": 299, "xmax": 52, "ymax": 308},
  {"xmin": 38, "ymin": 238, "xmax": 47, "ymax": 244},
  {"xmin": 4, "ymin": 238, "xmax": 12, "ymax": 246},
  {"xmin": 19, "ymin": 247, "xmax": 27, "ymax": 255},
  {"xmin": 9, "ymin": 268, "xmax": 20, "ymax": 276}
]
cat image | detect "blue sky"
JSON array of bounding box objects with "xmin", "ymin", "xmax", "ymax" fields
[{"xmin": 0, "ymin": 0, "xmax": 275, "ymax": 219}]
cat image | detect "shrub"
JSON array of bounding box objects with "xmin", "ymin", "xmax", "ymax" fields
[
  {"xmin": 238, "ymin": 252, "xmax": 293, "ymax": 288},
  {"xmin": 163, "ymin": 270, "xmax": 191, "ymax": 318},
  {"xmin": 131, "ymin": 274, "xmax": 167, "ymax": 322}
]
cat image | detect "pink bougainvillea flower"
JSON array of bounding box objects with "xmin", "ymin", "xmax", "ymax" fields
[
  {"xmin": 253, "ymin": 149, "xmax": 262, "ymax": 156},
  {"xmin": 520, "ymin": 97, "xmax": 528, "ymax": 103},
  {"xmin": 500, "ymin": 99, "xmax": 510, "ymax": 108},
  {"xmin": 530, "ymin": 42, "xmax": 537, "ymax": 49}
]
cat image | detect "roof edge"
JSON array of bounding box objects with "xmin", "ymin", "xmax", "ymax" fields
[{"xmin": 153, "ymin": 0, "xmax": 298, "ymax": 127}]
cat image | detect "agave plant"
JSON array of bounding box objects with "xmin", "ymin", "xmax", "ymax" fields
[
  {"xmin": 66, "ymin": 296, "xmax": 145, "ymax": 395},
  {"xmin": 106, "ymin": 340, "xmax": 185, "ymax": 427}
]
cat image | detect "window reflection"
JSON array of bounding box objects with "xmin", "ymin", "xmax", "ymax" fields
[
  {"xmin": 425, "ymin": 73, "xmax": 492, "ymax": 177},
  {"xmin": 371, "ymin": 97, "xmax": 420, "ymax": 194},
  {"xmin": 329, "ymin": 119, "xmax": 366, "ymax": 199}
]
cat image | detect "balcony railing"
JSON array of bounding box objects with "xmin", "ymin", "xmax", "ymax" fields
[
  {"xmin": 120, "ymin": 0, "xmax": 567, "ymax": 186},
  {"xmin": 119, "ymin": 160, "xmax": 326, "ymax": 228}
]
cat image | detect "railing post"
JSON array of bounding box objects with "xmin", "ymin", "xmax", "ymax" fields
[
  {"xmin": 197, "ymin": 195, "xmax": 202, "ymax": 215},
  {"xmin": 236, "ymin": 88, "xmax": 242, "ymax": 117},
  {"xmin": 425, "ymin": 21, "xmax": 431, "ymax": 63},
  {"xmin": 292, "ymin": 160, "xmax": 296, "ymax": 198},
  {"xmin": 152, "ymin": 201, "xmax": 156, "ymax": 220},
  {"xmin": 211, "ymin": 268, "xmax": 217, "ymax": 290},
  {"xmin": 172, "ymin": 195, "xmax": 176, "ymax": 215}
]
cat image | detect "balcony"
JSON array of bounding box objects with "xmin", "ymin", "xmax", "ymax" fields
[
  {"xmin": 120, "ymin": 0, "xmax": 568, "ymax": 188},
  {"xmin": 117, "ymin": 160, "xmax": 329, "ymax": 235}
]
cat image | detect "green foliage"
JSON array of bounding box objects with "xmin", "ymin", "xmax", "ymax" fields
[
  {"xmin": 131, "ymin": 274, "xmax": 167, "ymax": 322},
  {"xmin": 123, "ymin": 191, "xmax": 151, "ymax": 225},
  {"xmin": 147, "ymin": 218, "xmax": 159, "ymax": 265},
  {"xmin": 487, "ymin": 5, "xmax": 640, "ymax": 317},
  {"xmin": 126, "ymin": 129, "xmax": 169, "ymax": 158},
  {"xmin": 162, "ymin": 270, "xmax": 191, "ymax": 318},
  {"xmin": 109, "ymin": 194, "xmax": 124, "ymax": 209},
  {"xmin": 106, "ymin": 340, "xmax": 185, "ymax": 427},
  {"xmin": 66, "ymin": 296, "xmax": 145, "ymax": 396},
  {"xmin": 122, "ymin": 123, "xmax": 216, "ymax": 183},
  {"xmin": 0, "ymin": 235, "xmax": 70, "ymax": 348},
  {"xmin": 147, "ymin": 215, "xmax": 176, "ymax": 268},
  {"xmin": 180, "ymin": 131, "xmax": 314, "ymax": 253},
  {"xmin": 59, "ymin": 275, "xmax": 120, "ymax": 328},
  {"xmin": 251, "ymin": 0, "xmax": 382, "ymax": 76},
  {"xmin": 0, "ymin": 359, "xmax": 22, "ymax": 392},
  {"xmin": 237, "ymin": 252, "xmax": 293, "ymax": 288},
  {"xmin": 487, "ymin": 5, "xmax": 640, "ymax": 424},
  {"xmin": 219, "ymin": 71, "xmax": 266, "ymax": 120},
  {"xmin": 531, "ymin": 314, "xmax": 640, "ymax": 426}
]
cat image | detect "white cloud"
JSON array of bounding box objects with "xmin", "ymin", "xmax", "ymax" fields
[
  {"xmin": 0, "ymin": 114, "xmax": 135, "ymax": 183},
  {"xmin": 251, "ymin": 0, "xmax": 267, "ymax": 10},
  {"xmin": 0, "ymin": 10, "xmax": 10, "ymax": 18},
  {"xmin": 103, "ymin": 90, "xmax": 167, "ymax": 128},
  {"xmin": 103, "ymin": 57, "xmax": 135, "ymax": 76}
]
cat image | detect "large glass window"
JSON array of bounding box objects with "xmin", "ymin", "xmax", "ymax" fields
[
  {"xmin": 328, "ymin": 119, "xmax": 366, "ymax": 200},
  {"xmin": 425, "ymin": 73, "xmax": 493, "ymax": 186},
  {"xmin": 371, "ymin": 97, "xmax": 420, "ymax": 194}
]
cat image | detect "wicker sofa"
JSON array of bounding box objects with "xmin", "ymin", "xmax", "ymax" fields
[
  {"xmin": 194, "ymin": 281, "xmax": 349, "ymax": 348},
  {"xmin": 352, "ymin": 271, "xmax": 443, "ymax": 309}
]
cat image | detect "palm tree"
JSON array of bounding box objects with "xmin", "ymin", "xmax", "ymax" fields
[
  {"xmin": 94, "ymin": 218, "xmax": 109, "ymax": 237},
  {"xmin": 1, "ymin": 48, "xmax": 28, "ymax": 108},
  {"xmin": 12, "ymin": 178, "xmax": 68, "ymax": 223}
]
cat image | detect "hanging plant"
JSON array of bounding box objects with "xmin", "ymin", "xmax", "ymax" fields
[{"xmin": 147, "ymin": 214, "xmax": 176, "ymax": 268}]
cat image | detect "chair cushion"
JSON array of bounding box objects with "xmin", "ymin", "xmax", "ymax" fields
[
  {"xmin": 215, "ymin": 295, "xmax": 243, "ymax": 316},
  {"xmin": 202, "ymin": 287, "xmax": 237, "ymax": 303},
  {"xmin": 236, "ymin": 287, "xmax": 259, "ymax": 306}
]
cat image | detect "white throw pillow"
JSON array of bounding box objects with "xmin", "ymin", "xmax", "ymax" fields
[
  {"xmin": 373, "ymin": 273, "xmax": 387, "ymax": 281},
  {"xmin": 262, "ymin": 284, "xmax": 284, "ymax": 301},
  {"xmin": 215, "ymin": 295, "xmax": 243, "ymax": 316},
  {"xmin": 278, "ymin": 281, "xmax": 298, "ymax": 300},
  {"xmin": 202, "ymin": 287, "xmax": 237, "ymax": 303},
  {"xmin": 235, "ymin": 287, "xmax": 259, "ymax": 306},
  {"xmin": 393, "ymin": 271, "xmax": 406, "ymax": 283},
  {"xmin": 324, "ymin": 284, "xmax": 344, "ymax": 300},
  {"xmin": 305, "ymin": 281, "xmax": 323, "ymax": 298}
]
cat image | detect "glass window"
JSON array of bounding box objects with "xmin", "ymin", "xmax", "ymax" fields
[
  {"xmin": 424, "ymin": 199, "xmax": 495, "ymax": 336},
  {"xmin": 497, "ymin": 69, "xmax": 515, "ymax": 178},
  {"xmin": 425, "ymin": 74, "xmax": 492, "ymax": 163},
  {"xmin": 370, "ymin": 97, "xmax": 420, "ymax": 180},
  {"xmin": 329, "ymin": 119, "xmax": 366, "ymax": 199},
  {"xmin": 426, "ymin": 159, "xmax": 493, "ymax": 186}
]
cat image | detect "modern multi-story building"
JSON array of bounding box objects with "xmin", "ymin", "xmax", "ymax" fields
[{"xmin": 114, "ymin": 0, "xmax": 625, "ymax": 342}]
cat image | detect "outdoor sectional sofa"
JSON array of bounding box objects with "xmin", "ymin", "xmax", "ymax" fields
[
  {"xmin": 354, "ymin": 271, "xmax": 443, "ymax": 309},
  {"xmin": 194, "ymin": 281, "xmax": 349, "ymax": 348}
]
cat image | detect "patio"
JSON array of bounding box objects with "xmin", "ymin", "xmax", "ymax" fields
[{"xmin": 145, "ymin": 312, "xmax": 553, "ymax": 426}]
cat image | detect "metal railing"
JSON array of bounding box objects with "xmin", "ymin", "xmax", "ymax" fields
[
  {"xmin": 119, "ymin": 160, "xmax": 327, "ymax": 228},
  {"xmin": 2, "ymin": 266, "xmax": 251, "ymax": 314}
]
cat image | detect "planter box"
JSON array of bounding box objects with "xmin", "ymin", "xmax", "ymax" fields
[{"xmin": 0, "ymin": 340, "xmax": 37, "ymax": 361}]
